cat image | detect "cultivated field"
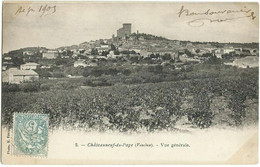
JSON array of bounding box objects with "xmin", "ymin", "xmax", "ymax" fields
[{"xmin": 2, "ymin": 67, "xmax": 258, "ymax": 132}]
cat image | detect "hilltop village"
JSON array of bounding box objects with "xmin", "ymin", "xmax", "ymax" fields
[
  {"xmin": 2, "ymin": 23, "xmax": 259, "ymax": 131},
  {"xmin": 2, "ymin": 23, "xmax": 259, "ymax": 85}
]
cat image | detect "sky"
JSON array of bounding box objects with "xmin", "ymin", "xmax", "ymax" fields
[{"xmin": 2, "ymin": 2, "xmax": 259, "ymax": 53}]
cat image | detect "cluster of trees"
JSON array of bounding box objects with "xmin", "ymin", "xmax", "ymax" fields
[
  {"xmin": 130, "ymin": 33, "xmax": 169, "ymax": 41},
  {"xmin": 4, "ymin": 47, "xmax": 47, "ymax": 67},
  {"xmin": 148, "ymin": 53, "xmax": 172, "ymax": 60},
  {"xmin": 83, "ymin": 67, "xmax": 120, "ymax": 77}
]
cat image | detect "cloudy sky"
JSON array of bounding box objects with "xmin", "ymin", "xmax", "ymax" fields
[{"xmin": 2, "ymin": 2, "xmax": 259, "ymax": 53}]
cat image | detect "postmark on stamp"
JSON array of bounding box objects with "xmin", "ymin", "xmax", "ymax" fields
[{"xmin": 13, "ymin": 113, "xmax": 49, "ymax": 157}]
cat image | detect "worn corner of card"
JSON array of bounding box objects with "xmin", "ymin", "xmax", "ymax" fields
[{"xmin": 12, "ymin": 113, "xmax": 49, "ymax": 157}]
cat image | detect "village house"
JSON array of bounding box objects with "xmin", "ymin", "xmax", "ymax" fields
[
  {"xmin": 223, "ymin": 47, "xmax": 235, "ymax": 54},
  {"xmin": 224, "ymin": 56, "xmax": 259, "ymax": 68},
  {"xmin": 61, "ymin": 55, "xmax": 70, "ymax": 59},
  {"xmin": 179, "ymin": 54, "xmax": 201, "ymax": 63},
  {"xmin": 42, "ymin": 50, "xmax": 59, "ymax": 59},
  {"xmin": 101, "ymin": 44, "xmax": 110, "ymax": 49},
  {"xmin": 72, "ymin": 53, "xmax": 79, "ymax": 58},
  {"xmin": 241, "ymin": 49, "xmax": 252, "ymax": 56},
  {"xmin": 250, "ymin": 49, "xmax": 259, "ymax": 56},
  {"xmin": 138, "ymin": 36, "xmax": 145, "ymax": 41},
  {"xmin": 74, "ymin": 60, "xmax": 88, "ymax": 67},
  {"xmin": 214, "ymin": 49, "xmax": 224, "ymax": 59},
  {"xmin": 173, "ymin": 40, "xmax": 181, "ymax": 46},
  {"xmin": 3, "ymin": 68, "xmax": 39, "ymax": 84},
  {"xmin": 234, "ymin": 48, "xmax": 242, "ymax": 55},
  {"xmin": 74, "ymin": 59, "xmax": 98, "ymax": 67},
  {"xmin": 23, "ymin": 51, "xmax": 34, "ymax": 56},
  {"xmin": 95, "ymin": 45, "xmax": 110, "ymax": 53},
  {"xmin": 139, "ymin": 50, "xmax": 149, "ymax": 57},
  {"xmin": 106, "ymin": 50, "xmax": 116, "ymax": 58},
  {"xmin": 2, "ymin": 65, "xmax": 8, "ymax": 71},
  {"xmin": 20, "ymin": 62, "xmax": 40, "ymax": 70},
  {"xmin": 2, "ymin": 61, "xmax": 14, "ymax": 71},
  {"xmin": 40, "ymin": 65, "xmax": 51, "ymax": 69},
  {"xmin": 96, "ymin": 56, "xmax": 108, "ymax": 60},
  {"xmin": 3, "ymin": 56, "xmax": 12, "ymax": 61},
  {"xmin": 186, "ymin": 42, "xmax": 193, "ymax": 47}
]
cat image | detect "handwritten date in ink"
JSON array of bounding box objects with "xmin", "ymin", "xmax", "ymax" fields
[{"xmin": 15, "ymin": 4, "xmax": 56, "ymax": 17}]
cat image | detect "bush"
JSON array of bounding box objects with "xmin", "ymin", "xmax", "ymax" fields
[
  {"xmin": 188, "ymin": 111, "xmax": 213, "ymax": 128},
  {"xmin": 40, "ymin": 83, "xmax": 52, "ymax": 91},
  {"xmin": 52, "ymin": 81, "xmax": 75, "ymax": 90},
  {"xmin": 123, "ymin": 76, "xmax": 143, "ymax": 85},
  {"xmin": 147, "ymin": 75, "xmax": 164, "ymax": 83},
  {"xmin": 161, "ymin": 53, "xmax": 171, "ymax": 60},
  {"xmin": 122, "ymin": 69, "xmax": 131, "ymax": 76},
  {"xmin": 35, "ymin": 69, "xmax": 52, "ymax": 78},
  {"xmin": 84, "ymin": 78, "xmax": 112, "ymax": 87},
  {"xmin": 52, "ymin": 72, "xmax": 65, "ymax": 78},
  {"xmin": 2, "ymin": 83, "xmax": 20, "ymax": 92},
  {"xmin": 130, "ymin": 56, "xmax": 139, "ymax": 63},
  {"xmin": 148, "ymin": 65, "xmax": 163, "ymax": 74},
  {"xmin": 106, "ymin": 68, "xmax": 119, "ymax": 76},
  {"xmin": 91, "ymin": 69, "xmax": 104, "ymax": 77},
  {"xmin": 19, "ymin": 82, "xmax": 40, "ymax": 92},
  {"xmin": 92, "ymin": 80, "xmax": 112, "ymax": 87}
]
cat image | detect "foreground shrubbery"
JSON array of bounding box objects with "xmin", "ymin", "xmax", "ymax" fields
[
  {"xmin": 19, "ymin": 82, "xmax": 40, "ymax": 92},
  {"xmin": 2, "ymin": 82, "xmax": 40, "ymax": 93},
  {"xmin": 2, "ymin": 73, "xmax": 258, "ymax": 132},
  {"xmin": 2, "ymin": 83, "xmax": 20, "ymax": 92}
]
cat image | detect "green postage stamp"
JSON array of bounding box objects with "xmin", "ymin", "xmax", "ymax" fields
[{"xmin": 13, "ymin": 113, "xmax": 49, "ymax": 157}]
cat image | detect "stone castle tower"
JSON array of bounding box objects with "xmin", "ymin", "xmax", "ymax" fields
[{"xmin": 117, "ymin": 23, "xmax": 131, "ymax": 38}]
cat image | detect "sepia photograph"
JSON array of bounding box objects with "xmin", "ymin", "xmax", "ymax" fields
[{"xmin": 1, "ymin": 0, "xmax": 259, "ymax": 164}]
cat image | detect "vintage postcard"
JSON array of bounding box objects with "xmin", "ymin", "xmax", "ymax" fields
[{"xmin": 1, "ymin": 0, "xmax": 259, "ymax": 164}]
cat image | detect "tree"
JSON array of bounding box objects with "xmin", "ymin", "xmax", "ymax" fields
[
  {"xmin": 149, "ymin": 54, "xmax": 159, "ymax": 59},
  {"xmin": 148, "ymin": 65, "xmax": 163, "ymax": 74},
  {"xmin": 101, "ymin": 51, "xmax": 109, "ymax": 56},
  {"xmin": 201, "ymin": 53, "xmax": 212, "ymax": 58},
  {"xmin": 67, "ymin": 50, "xmax": 73, "ymax": 57},
  {"xmin": 130, "ymin": 56, "xmax": 139, "ymax": 63},
  {"xmin": 90, "ymin": 67, "xmax": 105, "ymax": 77},
  {"xmin": 110, "ymin": 44, "xmax": 116, "ymax": 51},
  {"xmin": 195, "ymin": 49, "xmax": 200, "ymax": 54},
  {"xmin": 130, "ymin": 50, "xmax": 136, "ymax": 54},
  {"xmin": 184, "ymin": 49, "xmax": 193, "ymax": 57},
  {"xmin": 12, "ymin": 57, "xmax": 24, "ymax": 66},
  {"xmin": 141, "ymin": 57, "xmax": 152, "ymax": 64},
  {"xmin": 207, "ymin": 55, "xmax": 222, "ymax": 64},
  {"xmin": 79, "ymin": 50, "xmax": 85, "ymax": 54},
  {"xmin": 114, "ymin": 50, "xmax": 120, "ymax": 55},
  {"xmin": 55, "ymin": 58, "xmax": 69, "ymax": 66},
  {"xmin": 34, "ymin": 69, "xmax": 52, "ymax": 78},
  {"xmin": 122, "ymin": 69, "xmax": 131, "ymax": 76},
  {"xmin": 91, "ymin": 48, "xmax": 99, "ymax": 55},
  {"xmin": 106, "ymin": 68, "xmax": 119, "ymax": 76},
  {"xmin": 52, "ymin": 72, "xmax": 65, "ymax": 78},
  {"xmin": 161, "ymin": 53, "xmax": 171, "ymax": 60}
]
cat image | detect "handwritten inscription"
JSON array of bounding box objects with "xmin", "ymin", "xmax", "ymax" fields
[
  {"xmin": 15, "ymin": 4, "xmax": 56, "ymax": 17},
  {"xmin": 177, "ymin": 5, "xmax": 257, "ymax": 27}
]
